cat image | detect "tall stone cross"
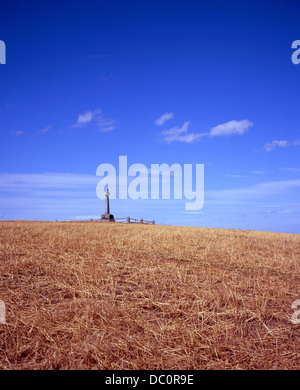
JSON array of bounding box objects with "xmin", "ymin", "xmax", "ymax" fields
[
  {"xmin": 105, "ymin": 188, "xmax": 110, "ymax": 215},
  {"xmin": 101, "ymin": 187, "xmax": 115, "ymax": 221}
]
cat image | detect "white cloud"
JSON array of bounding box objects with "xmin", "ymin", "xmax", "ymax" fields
[
  {"xmin": 263, "ymin": 139, "xmax": 300, "ymax": 152},
  {"xmin": 73, "ymin": 108, "xmax": 116, "ymax": 132},
  {"xmin": 207, "ymin": 179, "xmax": 300, "ymax": 201},
  {"xmin": 160, "ymin": 118, "xmax": 252, "ymax": 144},
  {"xmin": 209, "ymin": 119, "xmax": 253, "ymax": 137},
  {"xmin": 175, "ymin": 133, "xmax": 205, "ymax": 143},
  {"xmin": 0, "ymin": 173, "xmax": 98, "ymax": 191},
  {"xmin": 226, "ymin": 174, "xmax": 248, "ymax": 178},
  {"xmin": 279, "ymin": 167, "xmax": 300, "ymax": 172},
  {"xmin": 38, "ymin": 124, "xmax": 53, "ymax": 134},
  {"xmin": 97, "ymin": 118, "xmax": 116, "ymax": 133},
  {"xmin": 161, "ymin": 121, "xmax": 190, "ymax": 137},
  {"xmin": 161, "ymin": 121, "xmax": 207, "ymax": 144},
  {"xmin": 77, "ymin": 111, "xmax": 95, "ymax": 125},
  {"xmin": 264, "ymin": 140, "xmax": 289, "ymax": 152},
  {"xmin": 155, "ymin": 112, "xmax": 174, "ymax": 126},
  {"xmin": 251, "ymin": 171, "xmax": 265, "ymax": 175},
  {"xmin": 15, "ymin": 130, "xmax": 25, "ymax": 136}
]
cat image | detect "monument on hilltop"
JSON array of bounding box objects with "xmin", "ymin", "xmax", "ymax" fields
[{"xmin": 101, "ymin": 188, "xmax": 115, "ymax": 222}]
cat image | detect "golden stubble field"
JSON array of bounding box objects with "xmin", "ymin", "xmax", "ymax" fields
[{"xmin": 0, "ymin": 220, "xmax": 300, "ymax": 370}]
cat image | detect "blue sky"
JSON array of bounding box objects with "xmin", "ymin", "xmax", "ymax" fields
[{"xmin": 0, "ymin": 0, "xmax": 300, "ymax": 233}]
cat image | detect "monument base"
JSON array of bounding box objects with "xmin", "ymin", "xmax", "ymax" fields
[{"xmin": 100, "ymin": 213, "xmax": 115, "ymax": 222}]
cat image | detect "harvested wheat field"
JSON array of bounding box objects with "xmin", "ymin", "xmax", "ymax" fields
[{"xmin": 0, "ymin": 220, "xmax": 300, "ymax": 370}]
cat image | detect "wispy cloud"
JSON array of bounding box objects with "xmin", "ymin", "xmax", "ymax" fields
[
  {"xmin": 0, "ymin": 173, "xmax": 101, "ymax": 221},
  {"xmin": 155, "ymin": 112, "xmax": 174, "ymax": 126},
  {"xmin": 38, "ymin": 124, "xmax": 53, "ymax": 135},
  {"xmin": 161, "ymin": 121, "xmax": 207, "ymax": 144},
  {"xmin": 0, "ymin": 173, "xmax": 98, "ymax": 191},
  {"xmin": 279, "ymin": 167, "xmax": 300, "ymax": 173},
  {"xmin": 226, "ymin": 174, "xmax": 248, "ymax": 178},
  {"xmin": 251, "ymin": 171, "xmax": 266, "ymax": 175},
  {"xmin": 77, "ymin": 111, "xmax": 95, "ymax": 125},
  {"xmin": 160, "ymin": 118, "xmax": 253, "ymax": 144},
  {"xmin": 263, "ymin": 139, "xmax": 300, "ymax": 152},
  {"xmin": 97, "ymin": 117, "xmax": 117, "ymax": 133},
  {"xmin": 264, "ymin": 140, "xmax": 289, "ymax": 152},
  {"xmin": 15, "ymin": 130, "xmax": 25, "ymax": 136},
  {"xmin": 207, "ymin": 179, "xmax": 300, "ymax": 201},
  {"xmin": 14, "ymin": 125, "xmax": 53, "ymax": 136},
  {"xmin": 209, "ymin": 119, "xmax": 253, "ymax": 136},
  {"xmin": 72, "ymin": 108, "xmax": 116, "ymax": 132}
]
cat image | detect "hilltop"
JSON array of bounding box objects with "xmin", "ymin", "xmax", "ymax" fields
[{"xmin": 0, "ymin": 221, "xmax": 299, "ymax": 369}]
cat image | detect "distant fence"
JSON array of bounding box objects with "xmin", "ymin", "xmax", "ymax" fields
[
  {"xmin": 57, "ymin": 218, "xmax": 156, "ymax": 224},
  {"xmin": 114, "ymin": 217, "xmax": 155, "ymax": 225}
]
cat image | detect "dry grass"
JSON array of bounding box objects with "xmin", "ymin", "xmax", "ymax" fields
[{"xmin": 0, "ymin": 220, "xmax": 300, "ymax": 370}]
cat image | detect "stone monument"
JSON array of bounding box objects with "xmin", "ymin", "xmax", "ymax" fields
[{"xmin": 101, "ymin": 188, "xmax": 115, "ymax": 221}]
